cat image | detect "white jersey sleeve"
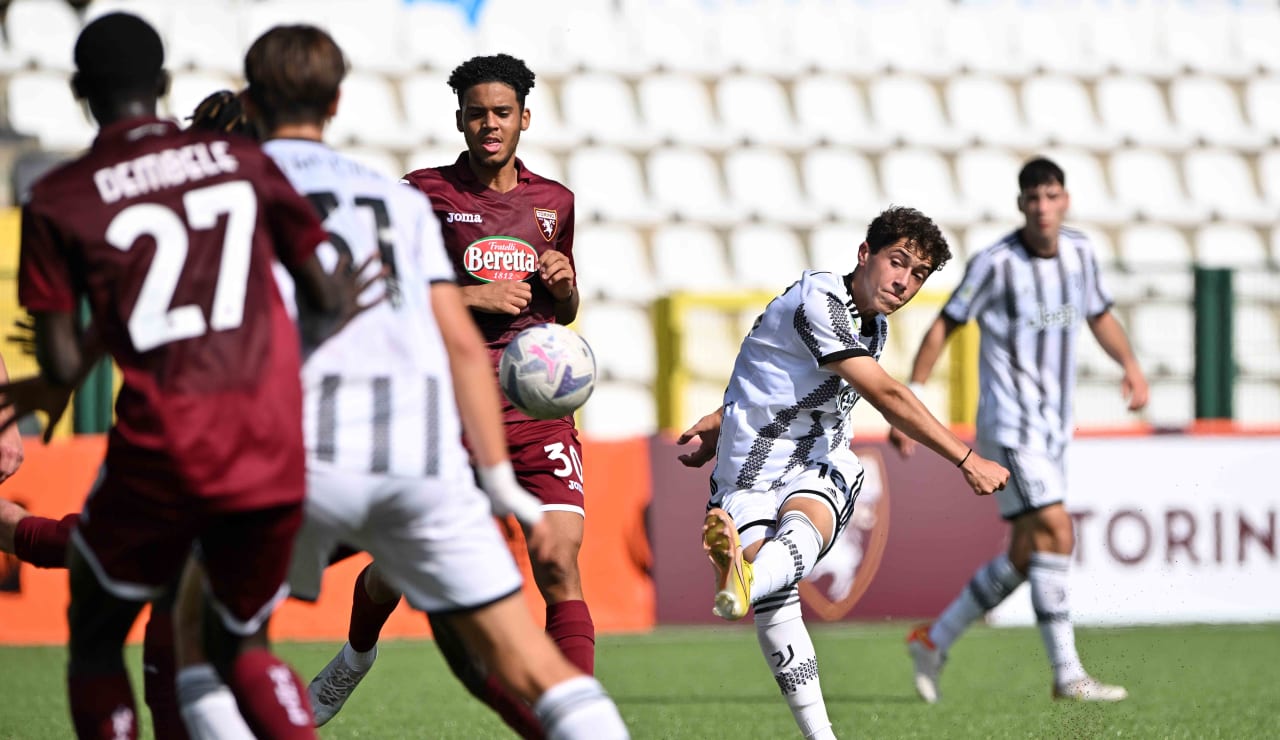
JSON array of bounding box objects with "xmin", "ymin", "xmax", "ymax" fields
[
  {"xmin": 796, "ymin": 275, "xmax": 879, "ymax": 366},
  {"xmin": 942, "ymin": 241, "xmax": 1007, "ymax": 324}
]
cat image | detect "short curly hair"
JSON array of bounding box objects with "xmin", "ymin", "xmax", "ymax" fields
[
  {"xmin": 447, "ymin": 53, "xmax": 535, "ymax": 108},
  {"xmin": 864, "ymin": 206, "xmax": 952, "ymax": 273},
  {"xmin": 187, "ymin": 89, "xmax": 255, "ymax": 138}
]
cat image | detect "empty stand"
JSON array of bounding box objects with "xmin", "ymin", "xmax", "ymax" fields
[
  {"xmin": 954, "ymin": 148, "xmax": 1022, "ymax": 222},
  {"xmin": 579, "ymin": 381, "xmax": 658, "ymax": 439},
  {"xmin": 1021, "ymin": 75, "xmax": 1118, "ymax": 150},
  {"xmin": 867, "ymin": 75, "xmax": 966, "ymax": 151},
  {"xmin": 6, "ymin": 71, "xmax": 96, "ymax": 151},
  {"xmin": 650, "ymin": 224, "xmax": 733, "ymax": 292},
  {"xmin": 800, "ymin": 148, "xmax": 882, "ymax": 225},
  {"xmin": 716, "ymin": 74, "xmax": 796, "ymax": 149},
  {"xmin": 1234, "ymin": 304, "xmax": 1280, "ymax": 377},
  {"xmin": 559, "ymin": 73, "xmax": 653, "ymax": 150},
  {"xmin": 646, "ymin": 146, "xmax": 738, "ymax": 226},
  {"xmin": 574, "ymin": 224, "xmax": 656, "ymax": 303},
  {"xmin": 1109, "ymin": 149, "xmax": 1207, "ymax": 225},
  {"xmin": 727, "ymin": 223, "xmax": 808, "ymax": 290},
  {"xmin": 1194, "ymin": 224, "xmax": 1269, "ymax": 270},
  {"xmin": 1235, "ymin": 381, "xmax": 1280, "ymax": 425},
  {"xmin": 1095, "ymin": 75, "xmax": 1192, "ymax": 150},
  {"xmin": 1169, "ymin": 76, "xmax": 1266, "ymax": 150},
  {"xmin": 808, "ymin": 223, "xmax": 866, "ymax": 276},
  {"xmin": 327, "ymin": 72, "xmax": 415, "ymax": 149},
  {"xmin": 7, "ymin": 0, "xmax": 81, "ymax": 71},
  {"xmin": 401, "ymin": 72, "xmax": 462, "ymax": 147},
  {"xmin": 946, "ymin": 75, "xmax": 1039, "ymax": 149},
  {"xmin": 1182, "ymin": 149, "xmax": 1272, "ymax": 224},
  {"xmin": 722, "ymin": 147, "xmax": 818, "ymax": 226},
  {"xmin": 565, "ymin": 146, "xmax": 655, "ymax": 224},
  {"xmin": 575, "ymin": 301, "xmax": 655, "ymax": 384},
  {"xmin": 879, "ymin": 148, "xmax": 973, "ymax": 225},
  {"xmin": 402, "ymin": 0, "xmax": 478, "ymax": 72},
  {"xmin": 792, "ymin": 75, "xmax": 891, "ymax": 151},
  {"xmin": 1129, "ymin": 303, "xmax": 1194, "ymax": 377},
  {"xmin": 636, "ymin": 73, "xmax": 721, "ymax": 150}
]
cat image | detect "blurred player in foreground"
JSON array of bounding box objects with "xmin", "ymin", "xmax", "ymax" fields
[
  {"xmin": 678, "ymin": 207, "xmax": 1009, "ymax": 739},
  {"xmin": 234, "ymin": 26, "xmax": 626, "ymax": 739},
  {"xmin": 896, "ymin": 157, "xmax": 1149, "ymax": 703},
  {"xmin": 8, "ymin": 12, "xmax": 349, "ymax": 738},
  {"xmin": 309, "ymin": 53, "xmax": 593, "ymax": 739}
]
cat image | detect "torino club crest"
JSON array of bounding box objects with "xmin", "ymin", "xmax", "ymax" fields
[
  {"xmin": 799, "ymin": 448, "xmax": 890, "ymax": 620},
  {"xmin": 534, "ymin": 208, "xmax": 558, "ymax": 241}
]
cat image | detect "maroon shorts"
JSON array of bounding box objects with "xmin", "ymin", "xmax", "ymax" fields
[
  {"xmin": 505, "ymin": 418, "xmax": 585, "ymax": 515},
  {"xmin": 75, "ymin": 469, "xmax": 303, "ymax": 634}
]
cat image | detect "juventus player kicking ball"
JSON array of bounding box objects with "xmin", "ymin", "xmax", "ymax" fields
[
  {"xmin": 894, "ymin": 158, "xmax": 1148, "ymax": 704},
  {"xmin": 678, "ymin": 207, "xmax": 1009, "ymax": 739}
]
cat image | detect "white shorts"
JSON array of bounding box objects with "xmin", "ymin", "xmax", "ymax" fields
[
  {"xmin": 980, "ymin": 441, "xmax": 1067, "ymax": 520},
  {"xmin": 289, "ymin": 464, "xmax": 524, "ymax": 614},
  {"xmin": 709, "ymin": 461, "xmax": 862, "ymax": 558}
]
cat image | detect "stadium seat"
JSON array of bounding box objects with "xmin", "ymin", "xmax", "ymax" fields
[
  {"xmin": 400, "ymin": 72, "xmax": 462, "ymax": 147},
  {"xmin": 166, "ymin": 71, "xmax": 237, "ymax": 124},
  {"xmin": 403, "ymin": 0, "xmax": 478, "ymax": 72},
  {"xmin": 945, "ymin": 76, "xmax": 1040, "ymax": 150},
  {"xmin": 1257, "ymin": 149, "xmax": 1280, "ymax": 211},
  {"xmin": 878, "ymin": 148, "xmax": 974, "ymax": 226},
  {"xmin": 1163, "ymin": 5, "xmax": 1248, "ymax": 80},
  {"xmin": 1182, "ymin": 150, "xmax": 1273, "ymax": 225},
  {"xmin": 515, "ymin": 146, "xmax": 562, "ymax": 183},
  {"xmin": 646, "ymin": 146, "xmax": 739, "ymax": 226},
  {"xmin": 808, "ymin": 223, "xmax": 865, "ymax": 276},
  {"xmin": 1244, "ymin": 77, "xmax": 1280, "ymax": 144},
  {"xmin": 628, "ymin": 1, "xmax": 726, "ymax": 76},
  {"xmin": 1073, "ymin": 382, "xmax": 1138, "ymax": 427},
  {"xmin": 166, "ymin": 0, "xmax": 240, "ymax": 73},
  {"xmin": 6, "ymin": 71, "xmax": 97, "ymax": 151},
  {"xmin": 1021, "ymin": 75, "xmax": 1119, "ymax": 151},
  {"xmin": 6, "ymin": 0, "xmax": 80, "ymax": 71},
  {"xmin": 1073, "ymin": 224, "xmax": 1117, "ymax": 271},
  {"xmin": 722, "ymin": 148, "xmax": 819, "ymax": 226},
  {"xmin": 787, "ymin": 3, "xmax": 874, "ymax": 77},
  {"xmin": 1235, "ymin": 380, "xmax": 1280, "ymax": 425},
  {"xmin": 573, "ymin": 224, "xmax": 656, "ymax": 303},
  {"xmin": 575, "ymin": 301, "xmax": 655, "ymax": 384},
  {"xmin": 578, "ymin": 381, "xmax": 657, "ymax": 439},
  {"xmin": 867, "ymin": 75, "xmax": 966, "ymax": 151},
  {"xmin": 861, "ymin": 7, "xmax": 953, "ymax": 78},
  {"xmin": 1095, "ymin": 75, "xmax": 1193, "ymax": 150},
  {"xmin": 1233, "ymin": 304, "xmax": 1280, "ymax": 377},
  {"xmin": 1234, "ymin": 6, "xmax": 1280, "ymax": 75},
  {"xmin": 941, "ymin": 5, "xmax": 1026, "ymax": 77},
  {"xmin": 954, "ymin": 148, "xmax": 1023, "ymax": 223},
  {"xmin": 1087, "ymin": 5, "xmax": 1174, "ymax": 78},
  {"xmin": 715, "ymin": 74, "xmax": 796, "ymax": 149},
  {"xmin": 727, "ymin": 224, "xmax": 808, "ymax": 290},
  {"xmin": 715, "ymin": 2, "xmax": 802, "ymax": 78},
  {"xmin": 792, "ymin": 76, "xmax": 891, "ymax": 151},
  {"xmin": 560, "ymin": 5, "xmax": 646, "ymax": 77},
  {"xmin": 800, "ymin": 148, "xmax": 882, "ymax": 226},
  {"xmin": 325, "ymin": 0, "xmax": 409, "ymax": 75},
  {"xmin": 1036, "ymin": 148, "xmax": 1128, "ymax": 225},
  {"xmin": 637, "ymin": 73, "xmax": 722, "ymax": 150},
  {"xmin": 1076, "ymin": 335, "xmax": 1124, "ymax": 381},
  {"xmin": 565, "ymin": 146, "xmax": 656, "ymax": 224},
  {"xmin": 338, "ymin": 147, "xmax": 403, "ymax": 182},
  {"xmin": 1118, "ymin": 224, "xmax": 1193, "ymax": 271},
  {"xmin": 1109, "ymin": 149, "xmax": 1208, "ymax": 225},
  {"xmin": 519, "ymin": 83, "xmax": 576, "ymax": 152},
  {"xmin": 1012, "ymin": 8, "xmax": 1102, "ymax": 78},
  {"xmin": 650, "ymin": 224, "xmax": 733, "ymax": 292},
  {"xmin": 559, "ymin": 73, "xmax": 653, "ymax": 150},
  {"xmin": 1129, "ymin": 303, "xmax": 1194, "ymax": 377},
  {"xmin": 1235, "ymin": 270, "xmax": 1280, "ymax": 302},
  {"xmin": 326, "ymin": 72, "xmax": 415, "ymax": 150},
  {"xmin": 1169, "ymin": 76, "xmax": 1266, "ymax": 150},
  {"xmin": 474, "ymin": 0, "xmax": 570, "ymax": 78},
  {"xmin": 1144, "ymin": 380, "xmax": 1194, "ymax": 429},
  {"xmin": 1193, "ymin": 224, "xmax": 1269, "ymax": 270}
]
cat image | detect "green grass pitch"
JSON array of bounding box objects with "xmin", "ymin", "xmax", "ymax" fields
[{"xmin": 0, "ymin": 623, "xmax": 1276, "ymax": 738}]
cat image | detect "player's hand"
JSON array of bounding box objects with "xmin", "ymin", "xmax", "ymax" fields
[
  {"xmin": 0, "ymin": 375, "xmax": 74, "ymax": 444},
  {"xmin": 0, "ymin": 421, "xmax": 23, "ymax": 483},
  {"xmin": 331, "ymin": 252, "xmax": 388, "ymax": 333},
  {"xmin": 522, "ymin": 516, "xmax": 555, "ymax": 565},
  {"xmin": 1122, "ymin": 366, "xmax": 1149, "ymax": 412},
  {"xmin": 538, "ymin": 251, "xmax": 575, "ymax": 302},
  {"xmin": 888, "ymin": 427, "xmax": 917, "ymax": 458},
  {"xmin": 5, "ymin": 316, "xmax": 36, "ymax": 357},
  {"xmin": 677, "ymin": 408, "xmax": 724, "ymax": 468},
  {"xmin": 477, "ymin": 461, "xmax": 544, "ymax": 527},
  {"xmin": 959, "ymin": 452, "xmax": 1009, "ymax": 497},
  {"xmin": 467, "ymin": 280, "xmax": 533, "ymax": 315}
]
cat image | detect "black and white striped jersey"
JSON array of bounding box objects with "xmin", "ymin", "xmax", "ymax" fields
[
  {"xmin": 265, "ymin": 139, "xmax": 466, "ymax": 478},
  {"xmin": 943, "ymin": 227, "xmax": 1112, "ymax": 454},
  {"xmin": 711, "ymin": 270, "xmax": 887, "ymax": 494}
]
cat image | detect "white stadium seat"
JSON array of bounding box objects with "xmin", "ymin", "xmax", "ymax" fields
[
  {"xmin": 575, "ymin": 302, "xmax": 655, "ymax": 384},
  {"xmin": 1244, "ymin": 77, "xmax": 1280, "ymax": 143},
  {"xmin": 946, "ymin": 76, "xmax": 1040, "ymax": 150},
  {"xmin": 1194, "ymin": 224, "xmax": 1269, "ymax": 270},
  {"xmin": 565, "ymin": 146, "xmax": 656, "ymax": 225},
  {"xmin": 862, "ymin": 7, "xmax": 953, "ymax": 78},
  {"xmin": 578, "ymin": 381, "xmax": 657, "ymax": 440},
  {"xmin": 727, "ymin": 224, "xmax": 808, "ymax": 290},
  {"xmin": 561, "ymin": 5, "xmax": 646, "ymax": 77},
  {"xmin": 1109, "ymin": 149, "xmax": 1208, "ymax": 225},
  {"xmin": 1234, "ymin": 7, "xmax": 1280, "ymax": 75},
  {"xmin": 878, "ymin": 148, "xmax": 974, "ymax": 226},
  {"xmin": 722, "ymin": 148, "xmax": 819, "ymax": 226},
  {"xmin": 573, "ymin": 224, "xmax": 657, "ymax": 303},
  {"xmin": 1073, "ymin": 382, "xmax": 1137, "ymax": 427},
  {"xmin": 559, "ymin": 73, "xmax": 653, "ymax": 150},
  {"xmin": 1234, "ymin": 304, "xmax": 1280, "ymax": 377},
  {"xmin": 1038, "ymin": 148, "xmax": 1129, "ymax": 225},
  {"xmin": 400, "ymin": 72, "xmax": 462, "ymax": 147},
  {"xmin": 808, "ymin": 223, "xmax": 865, "ymax": 276},
  {"xmin": 1235, "ymin": 381, "xmax": 1280, "ymax": 425},
  {"xmin": 715, "ymin": 2, "xmax": 803, "ymax": 78},
  {"xmin": 628, "ymin": 0, "xmax": 726, "ymax": 76},
  {"xmin": 1256, "ymin": 149, "xmax": 1280, "ymax": 210},
  {"xmin": 321, "ymin": 0, "xmax": 409, "ymax": 75},
  {"xmin": 7, "ymin": 0, "xmax": 81, "ymax": 71},
  {"xmin": 1169, "ymin": 76, "xmax": 1266, "ymax": 150},
  {"xmin": 1182, "ymin": 149, "xmax": 1273, "ymax": 225},
  {"xmin": 942, "ymin": 5, "xmax": 1025, "ymax": 77},
  {"xmin": 1012, "ymin": 8, "xmax": 1102, "ymax": 78},
  {"xmin": 1095, "ymin": 75, "xmax": 1193, "ymax": 150},
  {"xmin": 651, "ymin": 224, "xmax": 733, "ymax": 292},
  {"xmin": 327, "ymin": 72, "xmax": 416, "ymax": 149},
  {"xmin": 474, "ymin": 0, "xmax": 570, "ymax": 78},
  {"xmin": 716, "ymin": 74, "xmax": 796, "ymax": 149},
  {"xmin": 646, "ymin": 146, "xmax": 739, "ymax": 226},
  {"xmin": 1129, "ymin": 303, "xmax": 1194, "ymax": 377},
  {"xmin": 792, "ymin": 76, "xmax": 891, "ymax": 151},
  {"xmin": 637, "ymin": 73, "xmax": 722, "ymax": 150},
  {"xmin": 1088, "ymin": 5, "xmax": 1174, "ymax": 78},
  {"xmin": 1162, "ymin": 5, "xmax": 1248, "ymax": 80},
  {"xmin": 800, "ymin": 148, "xmax": 882, "ymax": 226},
  {"xmin": 954, "ymin": 148, "xmax": 1023, "ymax": 223},
  {"xmin": 788, "ymin": 3, "xmax": 875, "ymax": 77},
  {"xmin": 1118, "ymin": 224, "xmax": 1193, "ymax": 270},
  {"xmin": 403, "ymin": 0, "xmax": 478, "ymax": 72},
  {"xmin": 6, "ymin": 71, "xmax": 97, "ymax": 151},
  {"xmin": 867, "ymin": 75, "xmax": 966, "ymax": 151},
  {"xmin": 1144, "ymin": 380, "xmax": 1194, "ymax": 428},
  {"xmin": 1021, "ymin": 75, "xmax": 1119, "ymax": 150}
]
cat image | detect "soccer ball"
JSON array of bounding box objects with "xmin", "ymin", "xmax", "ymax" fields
[{"xmin": 498, "ymin": 323, "xmax": 597, "ymax": 420}]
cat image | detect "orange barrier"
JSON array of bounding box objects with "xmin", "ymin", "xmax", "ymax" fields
[{"xmin": 0, "ymin": 435, "xmax": 655, "ymax": 645}]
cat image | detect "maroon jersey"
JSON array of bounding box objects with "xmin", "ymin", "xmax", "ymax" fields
[
  {"xmin": 19, "ymin": 116, "xmax": 327, "ymax": 510},
  {"xmin": 403, "ymin": 153, "xmax": 576, "ymax": 422}
]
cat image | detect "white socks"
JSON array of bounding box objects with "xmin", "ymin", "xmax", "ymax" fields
[
  {"xmin": 176, "ymin": 664, "xmax": 255, "ymax": 740},
  {"xmin": 755, "ymin": 598, "xmax": 835, "ymax": 740},
  {"xmin": 343, "ymin": 642, "xmax": 377, "ymax": 672},
  {"xmin": 534, "ymin": 676, "xmax": 629, "ymax": 740},
  {"xmin": 750, "ymin": 510, "xmax": 825, "ymax": 604},
  {"xmin": 1029, "ymin": 552, "xmax": 1087, "ymax": 686},
  {"xmin": 930, "ymin": 553, "xmax": 1026, "ymax": 653}
]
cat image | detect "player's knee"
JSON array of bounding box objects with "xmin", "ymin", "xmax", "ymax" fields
[
  {"xmin": 364, "ymin": 562, "xmax": 403, "ymax": 604},
  {"xmin": 530, "ymin": 546, "xmax": 580, "ymax": 593}
]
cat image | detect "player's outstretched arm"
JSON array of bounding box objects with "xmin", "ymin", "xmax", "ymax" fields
[
  {"xmin": 676, "ymin": 406, "xmax": 723, "ymax": 468},
  {"xmin": 888, "ymin": 313, "xmax": 960, "ymax": 457},
  {"xmin": 832, "ymin": 355, "xmax": 1008, "ymax": 497},
  {"xmin": 431, "ymin": 282, "xmax": 545, "ymax": 531},
  {"xmin": 458, "ymin": 281, "xmax": 533, "ymax": 316},
  {"xmin": 1087, "ymin": 310, "xmax": 1149, "ymax": 411}
]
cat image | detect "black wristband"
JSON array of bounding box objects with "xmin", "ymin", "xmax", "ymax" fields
[{"xmin": 957, "ymin": 448, "xmax": 972, "ymax": 468}]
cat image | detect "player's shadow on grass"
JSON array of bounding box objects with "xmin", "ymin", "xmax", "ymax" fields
[{"xmin": 617, "ymin": 693, "xmax": 917, "ymax": 706}]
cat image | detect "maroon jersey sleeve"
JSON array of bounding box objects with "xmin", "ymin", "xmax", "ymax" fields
[
  {"xmin": 18, "ymin": 200, "xmax": 78, "ymax": 313},
  {"xmin": 258, "ymin": 155, "xmax": 328, "ymax": 268}
]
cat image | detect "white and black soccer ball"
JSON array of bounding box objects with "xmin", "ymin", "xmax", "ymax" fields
[{"xmin": 498, "ymin": 323, "xmax": 597, "ymax": 420}]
